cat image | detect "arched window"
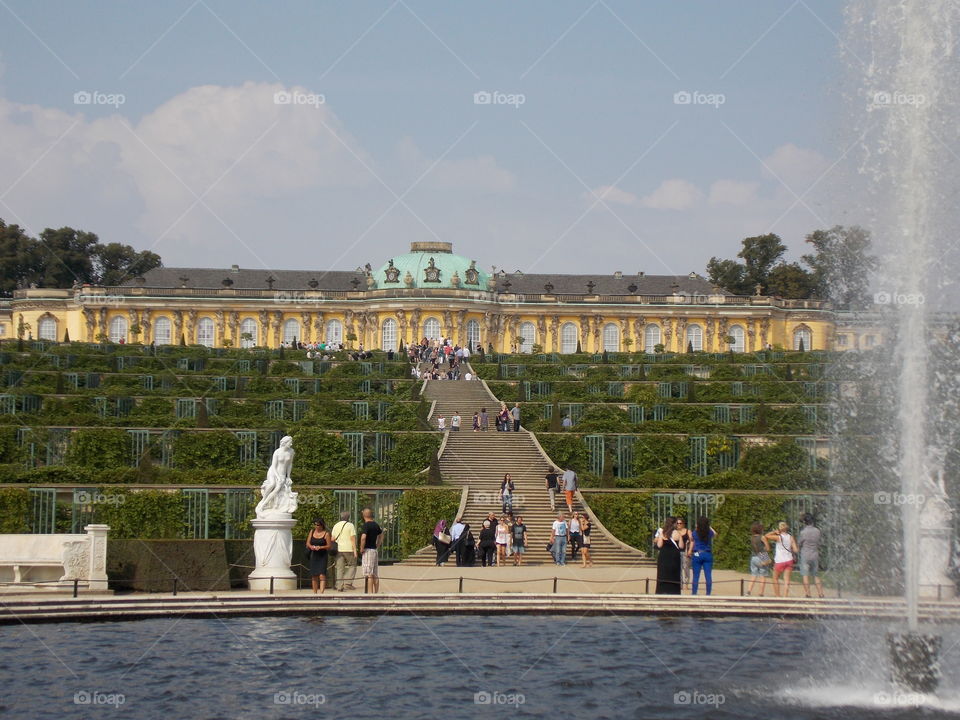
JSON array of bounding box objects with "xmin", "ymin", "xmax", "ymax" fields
[
  {"xmin": 38, "ymin": 316, "xmax": 57, "ymax": 341},
  {"xmin": 239, "ymin": 318, "xmax": 257, "ymax": 348},
  {"xmin": 423, "ymin": 317, "xmax": 441, "ymax": 340},
  {"xmin": 325, "ymin": 319, "xmax": 343, "ymax": 345},
  {"xmin": 382, "ymin": 318, "xmax": 398, "ymax": 351},
  {"xmin": 602, "ymin": 322, "xmax": 619, "ymax": 352},
  {"xmin": 729, "ymin": 325, "xmax": 745, "ymax": 353},
  {"xmin": 283, "ymin": 318, "xmax": 300, "ymax": 345},
  {"xmin": 466, "ymin": 319, "xmax": 481, "ymax": 350},
  {"xmin": 644, "ymin": 324, "xmax": 661, "ymax": 353},
  {"xmin": 794, "ymin": 327, "xmax": 812, "ymax": 351},
  {"xmin": 154, "ymin": 316, "xmax": 172, "ymax": 345},
  {"xmin": 686, "ymin": 324, "xmax": 703, "ymax": 352},
  {"xmin": 108, "ymin": 316, "xmax": 127, "ymax": 344},
  {"xmin": 197, "ymin": 317, "xmax": 214, "ymax": 347},
  {"xmin": 560, "ymin": 322, "xmax": 579, "ymax": 354},
  {"xmin": 519, "ymin": 322, "xmax": 536, "ymax": 353}
]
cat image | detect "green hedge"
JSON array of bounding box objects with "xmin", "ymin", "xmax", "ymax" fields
[
  {"xmin": 397, "ymin": 488, "xmax": 461, "ymax": 556},
  {"xmin": 0, "ymin": 487, "xmax": 30, "ymax": 532}
]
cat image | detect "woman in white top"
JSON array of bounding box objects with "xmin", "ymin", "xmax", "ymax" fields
[
  {"xmin": 764, "ymin": 521, "xmax": 799, "ymax": 597},
  {"xmin": 495, "ymin": 516, "xmax": 510, "ymax": 566},
  {"xmin": 569, "ymin": 512, "xmax": 582, "ymax": 562}
]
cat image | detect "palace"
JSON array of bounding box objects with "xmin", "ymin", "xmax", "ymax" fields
[{"xmin": 3, "ymin": 241, "xmax": 845, "ymax": 352}]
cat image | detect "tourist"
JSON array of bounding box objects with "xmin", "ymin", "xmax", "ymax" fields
[
  {"xmin": 495, "ymin": 515, "xmax": 510, "ymax": 566},
  {"xmin": 561, "ymin": 467, "xmax": 578, "ymax": 513},
  {"xmin": 561, "ymin": 415, "xmax": 572, "ymax": 430},
  {"xmin": 798, "ymin": 513, "xmax": 825, "ymax": 599},
  {"xmin": 500, "ymin": 473, "xmax": 515, "ymax": 514},
  {"xmin": 569, "ymin": 511, "xmax": 582, "ymax": 561},
  {"xmin": 331, "ymin": 511, "xmax": 357, "ymax": 592},
  {"xmin": 688, "ymin": 516, "xmax": 717, "ymax": 596},
  {"xmin": 451, "ymin": 411, "xmax": 461, "ymax": 431},
  {"xmin": 359, "ymin": 506, "xmax": 383, "ymax": 594},
  {"xmin": 545, "ymin": 468, "xmax": 559, "ymax": 511},
  {"xmin": 480, "ymin": 408, "xmax": 489, "ymax": 431},
  {"xmin": 511, "ymin": 516, "xmax": 527, "ymax": 566},
  {"xmin": 580, "ymin": 514, "xmax": 593, "ymax": 567},
  {"xmin": 746, "ymin": 521, "xmax": 772, "ymax": 597},
  {"xmin": 497, "ymin": 403, "xmax": 509, "ymax": 432},
  {"xmin": 511, "ymin": 403, "xmax": 521, "ymax": 431},
  {"xmin": 306, "ymin": 518, "xmax": 331, "ymax": 595},
  {"xmin": 472, "ymin": 412, "xmax": 480, "ymax": 432},
  {"xmin": 675, "ymin": 517, "xmax": 692, "ymax": 589},
  {"xmin": 479, "ymin": 520, "xmax": 496, "ymax": 567},
  {"xmin": 655, "ymin": 516, "xmax": 682, "ymax": 595},
  {"xmin": 433, "ymin": 519, "xmax": 451, "ymax": 566},
  {"xmin": 765, "ymin": 521, "xmax": 799, "ymax": 597},
  {"xmin": 550, "ymin": 512, "xmax": 570, "ymax": 566},
  {"xmin": 437, "ymin": 414, "xmax": 446, "ymax": 431},
  {"xmin": 464, "ymin": 371, "xmax": 473, "ymax": 381},
  {"xmin": 450, "ymin": 517, "xmax": 467, "ymax": 566}
]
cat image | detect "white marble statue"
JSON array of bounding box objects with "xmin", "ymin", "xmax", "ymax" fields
[{"xmin": 255, "ymin": 435, "xmax": 299, "ymax": 519}]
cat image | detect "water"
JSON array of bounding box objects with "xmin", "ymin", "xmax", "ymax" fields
[
  {"xmin": 841, "ymin": 0, "xmax": 960, "ymax": 626},
  {"xmin": 1, "ymin": 616, "xmax": 958, "ymax": 719}
]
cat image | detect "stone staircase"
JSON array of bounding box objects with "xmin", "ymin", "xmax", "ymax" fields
[{"xmin": 404, "ymin": 365, "xmax": 651, "ymax": 567}]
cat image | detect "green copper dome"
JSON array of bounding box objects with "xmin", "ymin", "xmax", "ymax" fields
[{"xmin": 376, "ymin": 242, "xmax": 489, "ymax": 290}]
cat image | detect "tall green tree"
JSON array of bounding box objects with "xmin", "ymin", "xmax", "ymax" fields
[
  {"xmin": 803, "ymin": 225, "xmax": 877, "ymax": 309},
  {"xmin": 706, "ymin": 257, "xmax": 749, "ymax": 295},
  {"xmin": 36, "ymin": 226, "xmax": 99, "ymax": 288},
  {"xmin": 0, "ymin": 220, "xmax": 41, "ymax": 295},
  {"xmin": 765, "ymin": 262, "xmax": 815, "ymax": 298},
  {"xmin": 738, "ymin": 233, "xmax": 787, "ymax": 292},
  {"xmin": 95, "ymin": 242, "xmax": 162, "ymax": 285}
]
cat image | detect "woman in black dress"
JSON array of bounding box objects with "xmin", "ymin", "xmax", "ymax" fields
[
  {"xmin": 655, "ymin": 516, "xmax": 683, "ymax": 595},
  {"xmin": 306, "ymin": 518, "xmax": 330, "ymax": 595}
]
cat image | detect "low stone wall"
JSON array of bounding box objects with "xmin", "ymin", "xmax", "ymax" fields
[{"xmin": 0, "ymin": 525, "xmax": 109, "ymax": 592}]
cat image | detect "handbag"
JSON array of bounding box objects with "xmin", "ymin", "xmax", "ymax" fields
[
  {"xmin": 757, "ymin": 551, "xmax": 772, "ymax": 567},
  {"xmin": 438, "ymin": 532, "xmax": 452, "ymax": 544},
  {"xmin": 546, "ymin": 542, "xmax": 553, "ymax": 552}
]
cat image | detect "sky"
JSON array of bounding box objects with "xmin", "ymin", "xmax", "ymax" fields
[{"xmin": 0, "ymin": 0, "xmax": 853, "ymax": 278}]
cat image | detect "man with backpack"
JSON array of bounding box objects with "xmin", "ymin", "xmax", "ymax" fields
[{"xmin": 330, "ymin": 511, "xmax": 357, "ymax": 592}]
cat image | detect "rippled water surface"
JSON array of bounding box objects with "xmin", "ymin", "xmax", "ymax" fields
[{"xmin": 1, "ymin": 615, "xmax": 958, "ymax": 719}]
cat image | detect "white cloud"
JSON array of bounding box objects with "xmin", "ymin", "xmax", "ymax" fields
[
  {"xmin": 394, "ymin": 136, "xmax": 516, "ymax": 192},
  {"xmin": 708, "ymin": 179, "xmax": 760, "ymax": 206},
  {"xmin": 762, "ymin": 143, "xmax": 831, "ymax": 191},
  {"xmin": 583, "ymin": 184, "xmax": 640, "ymax": 206},
  {"xmin": 639, "ymin": 179, "xmax": 702, "ymax": 210}
]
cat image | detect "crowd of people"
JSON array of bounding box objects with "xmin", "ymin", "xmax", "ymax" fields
[
  {"xmin": 304, "ymin": 506, "xmax": 385, "ymax": 595},
  {"xmin": 409, "ymin": 337, "xmax": 474, "ymax": 380},
  {"xmin": 654, "ymin": 512, "xmax": 825, "ymax": 597},
  {"xmin": 432, "ymin": 508, "xmax": 595, "ymax": 569}
]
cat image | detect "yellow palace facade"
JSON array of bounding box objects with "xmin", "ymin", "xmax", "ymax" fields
[{"xmin": 4, "ymin": 242, "xmax": 838, "ymax": 353}]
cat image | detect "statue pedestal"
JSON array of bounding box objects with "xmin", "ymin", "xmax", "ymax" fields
[{"xmin": 248, "ymin": 516, "xmax": 298, "ymax": 592}]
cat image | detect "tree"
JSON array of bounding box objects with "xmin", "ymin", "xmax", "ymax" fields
[
  {"xmin": 766, "ymin": 262, "xmax": 815, "ymax": 298},
  {"xmin": 803, "ymin": 225, "xmax": 877, "ymax": 309},
  {"xmin": 95, "ymin": 242, "xmax": 162, "ymax": 285},
  {"xmin": 0, "ymin": 220, "xmax": 41, "ymax": 295},
  {"xmin": 738, "ymin": 233, "xmax": 787, "ymax": 291},
  {"xmin": 36, "ymin": 226, "xmax": 99, "ymax": 288},
  {"xmin": 706, "ymin": 257, "xmax": 749, "ymax": 295}
]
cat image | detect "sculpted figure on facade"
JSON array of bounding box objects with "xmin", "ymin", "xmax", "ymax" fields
[
  {"xmin": 173, "ymin": 310, "xmax": 184, "ymax": 343},
  {"xmin": 140, "ymin": 309, "xmax": 152, "ymax": 342},
  {"xmin": 271, "ymin": 311, "xmax": 283, "ymax": 346},
  {"xmin": 186, "ymin": 309, "xmax": 198, "ymax": 344},
  {"xmin": 258, "ymin": 310, "xmax": 269, "ymax": 346},
  {"xmin": 229, "ymin": 311, "xmax": 240, "ymax": 345},
  {"xmin": 214, "ymin": 310, "xmax": 225, "ymax": 346},
  {"xmin": 550, "ymin": 315, "xmax": 560, "ymax": 352}
]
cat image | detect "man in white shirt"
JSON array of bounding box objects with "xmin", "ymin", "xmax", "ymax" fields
[
  {"xmin": 437, "ymin": 415, "xmax": 446, "ymax": 431},
  {"xmin": 464, "ymin": 372, "xmax": 473, "ymax": 381},
  {"xmin": 450, "ymin": 518, "xmax": 467, "ymax": 566},
  {"xmin": 331, "ymin": 511, "xmax": 357, "ymax": 592},
  {"xmin": 451, "ymin": 412, "xmax": 461, "ymax": 431}
]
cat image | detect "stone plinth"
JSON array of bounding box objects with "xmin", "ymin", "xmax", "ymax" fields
[{"xmin": 248, "ymin": 517, "xmax": 297, "ymax": 591}]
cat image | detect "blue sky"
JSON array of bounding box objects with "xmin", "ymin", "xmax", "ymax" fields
[{"xmin": 0, "ymin": 0, "xmax": 849, "ymax": 277}]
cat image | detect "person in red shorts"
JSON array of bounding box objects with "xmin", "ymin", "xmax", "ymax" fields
[{"xmin": 765, "ymin": 521, "xmax": 799, "ymax": 597}]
